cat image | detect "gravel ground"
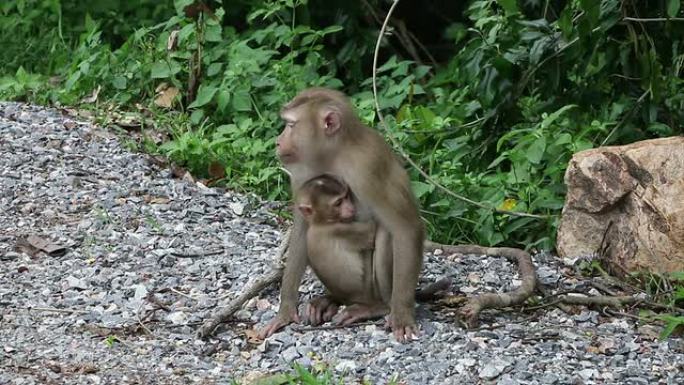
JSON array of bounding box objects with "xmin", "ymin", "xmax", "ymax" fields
[{"xmin": 0, "ymin": 102, "xmax": 682, "ymax": 385}]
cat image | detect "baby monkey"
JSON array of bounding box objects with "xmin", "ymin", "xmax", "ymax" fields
[{"xmin": 297, "ymin": 174, "xmax": 391, "ymax": 326}]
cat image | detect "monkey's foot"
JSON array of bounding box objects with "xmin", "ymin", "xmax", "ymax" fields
[
  {"xmin": 385, "ymin": 310, "xmax": 420, "ymax": 343},
  {"xmin": 332, "ymin": 303, "xmax": 389, "ymax": 326},
  {"xmin": 304, "ymin": 296, "xmax": 339, "ymax": 326}
]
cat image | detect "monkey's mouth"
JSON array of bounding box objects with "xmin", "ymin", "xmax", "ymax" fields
[{"xmin": 277, "ymin": 152, "xmax": 297, "ymax": 164}]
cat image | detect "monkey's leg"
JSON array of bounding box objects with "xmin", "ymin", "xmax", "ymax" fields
[
  {"xmin": 332, "ymin": 303, "xmax": 389, "ymax": 326},
  {"xmin": 305, "ymin": 295, "xmax": 340, "ymax": 326}
]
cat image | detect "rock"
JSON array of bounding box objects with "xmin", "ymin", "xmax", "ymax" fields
[
  {"xmin": 557, "ymin": 137, "xmax": 684, "ymax": 276},
  {"xmin": 335, "ymin": 359, "xmax": 357, "ymax": 372},
  {"xmin": 281, "ymin": 346, "xmax": 299, "ymax": 362},
  {"xmin": 479, "ymin": 361, "xmax": 510, "ymax": 380},
  {"xmin": 167, "ymin": 311, "xmax": 187, "ymax": 325},
  {"xmin": 65, "ymin": 275, "xmax": 89, "ymax": 290}
]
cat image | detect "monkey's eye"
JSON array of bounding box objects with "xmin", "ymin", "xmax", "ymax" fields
[{"xmin": 333, "ymin": 199, "xmax": 343, "ymax": 207}]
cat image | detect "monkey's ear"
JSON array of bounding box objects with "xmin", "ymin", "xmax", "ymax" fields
[
  {"xmin": 298, "ymin": 204, "xmax": 313, "ymax": 217},
  {"xmin": 322, "ymin": 110, "xmax": 341, "ymax": 136}
]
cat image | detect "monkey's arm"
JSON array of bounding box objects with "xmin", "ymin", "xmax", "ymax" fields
[
  {"xmin": 326, "ymin": 221, "xmax": 376, "ymax": 248},
  {"xmin": 259, "ymin": 214, "xmax": 308, "ymax": 338}
]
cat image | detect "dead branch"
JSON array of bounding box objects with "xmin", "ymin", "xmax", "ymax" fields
[
  {"xmin": 557, "ymin": 294, "xmax": 638, "ymax": 308},
  {"xmin": 197, "ymin": 229, "xmax": 290, "ymax": 339},
  {"xmin": 535, "ymin": 283, "xmax": 574, "ymax": 314},
  {"xmin": 428, "ymin": 242, "xmax": 537, "ymax": 328},
  {"xmin": 415, "ymin": 277, "xmax": 452, "ymax": 302},
  {"xmin": 292, "ymin": 320, "xmax": 383, "ymax": 332}
]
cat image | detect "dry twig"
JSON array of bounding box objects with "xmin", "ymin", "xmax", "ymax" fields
[
  {"xmin": 556, "ymin": 294, "xmax": 638, "ymax": 308},
  {"xmin": 197, "ymin": 229, "xmax": 290, "ymax": 339}
]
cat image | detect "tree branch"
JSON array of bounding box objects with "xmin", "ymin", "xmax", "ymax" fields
[
  {"xmin": 427, "ymin": 242, "xmax": 538, "ymax": 328},
  {"xmin": 197, "ymin": 229, "xmax": 291, "ymax": 339}
]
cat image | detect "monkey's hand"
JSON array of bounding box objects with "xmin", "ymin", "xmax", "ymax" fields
[
  {"xmin": 258, "ymin": 309, "xmax": 300, "ymax": 339},
  {"xmin": 385, "ymin": 309, "xmax": 420, "ymax": 343}
]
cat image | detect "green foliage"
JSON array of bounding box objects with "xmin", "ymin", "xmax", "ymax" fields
[
  {"xmin": 0, "ymin": 0, "xmax": 682, "ymax": 248},
  {"xmin": 629, "ymin": 271, "xmax": 684, "ymax": 339},
  {"xmin": 103, "ymin": 335, "xmax": 118, "ymax": 347},
  {"xmin": 231, "ymin": 363, "xmax": 365, "ymax": 385},
  {"xmin": 657, "ymin": 271, "xmax": 684, "ymax": 339},
  {"xmin": 658, "ymin": 314, "xmax": 684, "ymax": 339}
]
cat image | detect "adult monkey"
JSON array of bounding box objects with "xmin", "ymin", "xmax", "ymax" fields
[{"xmin": 259, "ymin": 88, "xmax": 425, "ymax": 342}]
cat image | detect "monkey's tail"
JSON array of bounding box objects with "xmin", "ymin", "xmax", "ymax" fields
[{"xmin": 415, "ymin": 277, "xmax": 452, "ymax": 302}]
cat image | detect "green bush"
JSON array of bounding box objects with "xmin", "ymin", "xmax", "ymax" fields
[{"xmin": 1, "ymin": 0, "xmax": 682, "ymax": 249}]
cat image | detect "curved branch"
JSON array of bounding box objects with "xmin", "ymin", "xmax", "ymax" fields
[{"xmin": 428, "ymin": 242, "xmax": 537, "ymax": 328}]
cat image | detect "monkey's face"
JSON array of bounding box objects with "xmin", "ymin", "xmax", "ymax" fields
[
  {"xmin": 276, "ymin": 114, "xmax": 300, "ymax": 164},
  {"xmin": 300, "ymin": 192, "xmax": 356, "ymax": 225},
  {"xmin": 330, "ymin": 195, "xmax": 356, "ymax": 223},
  {"xmin": 276, "ymin": 104, "xmax": 341, "ymax": 166}
]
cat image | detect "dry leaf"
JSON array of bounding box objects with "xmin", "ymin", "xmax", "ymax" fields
[
  {"xmin": 255, "ymin": 299, "xmax": 271, "ymax": 311},
  {"xmin": 48, "ymin": 76, "xmax": 61, "ymax": 86},
  {"xmin": 23, "ymin": 235, "xmax": 68, "ymax": 255},
  {"xmin": 244, "ymin": 328, "xmax": 262, "ymax": 344},
  {"xmin": 148, "ymin": 196, "xmax": 171, "ymax": 205},
  {"xmin": 80, "ymin": 85, "xmax": 101, "ymax": 104},
  {"xmin": 167, "ymin": 30, "xmax": 179, "ymax": 51},
  {"xmin": 467, "ymin": 272, "xmax": 481, "ymax": 283},
  {"xmin": 110, "ymin": 111, "xmax": 144, "ymax": 130},
  {"xmin": 154, "ymin": 85, "xmax": 180, "ymax": 108},
  {"xmin": 598, "ymin": 339, "xmax": 616, "ymax": 354},
  {"xmin": 207, "ymin": 161, "xmax": 226, "ymax": 179}
]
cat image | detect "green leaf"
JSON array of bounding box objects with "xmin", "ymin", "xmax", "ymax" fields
[
  {"xmin": 207, "ymin": 63, "xmax": 223, "ymax": 77},
  {"xmin": 112, "ymin": 76, "xmax": 127, "ymax": 90},
  {"xmin": 178, "ymin": 23, "xmax": 195, "ymax": 43},
  {"xmin": 557, "ymin": 6, "xmax": 573, "ymax": 39},
  {"xmin": 174, "ymin": 0, "xmax": 194, "ymax": 16},
  {"xmin": 647, "ymin": 122, "xmax": 673, "ymax": 136},
  {"xmin": 190, "ymin": 109, "xmax": 204, "ymax": 125},
  {"xmin": 321, "ymin": 25, "xmax": 343, "ymax": 35},
  {"xmin": 526, "ymin": 137, "xmax": 546, "ymax": 164},
  {"xmin": 216, "ymin": 90, "xmax": 231, "ymax": 112},
  {"xmin": 252, "ymin": 373, "xmax": 290, "ymax": 385},
  {"xmin": 411, "ymin": 181, "xmax": 434, "ymax": 199},
  {"xmin": 658, "ymin": 315, "xmax": 684, "ymax": 339},
  {"xmin": 232, "ymin": 90, "xmax": 252, "ymax": 112},
  {"xmin": 205, "ymin": 24, "xmax": 223, "ymax": 42},
  {"xmin": 188, "ymin": 85, "xmax": 218, "ymax": 108},
  {"xmin": 667, "ymin": 0, "xmax": 681, "ymax": 17},
  {"xmin": 497, "ymin": 0, "xmax": 518, "ymax": 15},
  {"xmin": 579, "ymin": 0, "xmax": 600, "ymax": 27},
  {"xmin": 674, "ymin": 287, "xmax": 684, "ymax": 301},
  {"xmin": 15, "ymin": 66, "xmax": 28, "ymax": 83},
  {"xmin": 301, "ymin": 34, "xmax": 317, "ymax": 46},
  {"xmin": 151, "ymin": 61, "xmax": 180, "ymax": 79},
  {"xmin": 65, "ymin": 71, "xmax": 81, "ymax": 90},
  {"xmin": 553, "ymin": 133, "xmax": 573, "ymax": 146}
]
